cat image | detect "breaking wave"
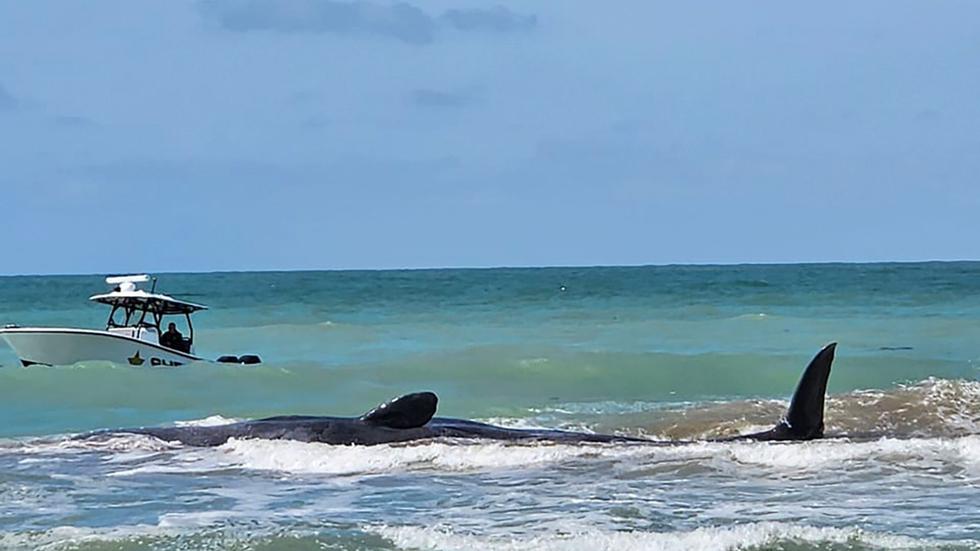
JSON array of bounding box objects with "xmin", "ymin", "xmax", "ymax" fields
[
  {"xmin": 1, "ymin": 521, "xmax": 973, "ymax": 551},
  {"xmin": 196, "ymin": 434, "xmax": 980, "ymax": 477},
  {"xmin": 539, "ymin": 378, "xmax": 980, "ymax": 441},
  {"xmin": 371, "ymin": 522, "xmax": 976, "ymax": 551},
  {"xmin": 4, "ymin": 377, "xmax": 980, "ymax": 472},
  {"xmin": 26, "ymin": 430, "xmax": 979, "ymax": 480}
]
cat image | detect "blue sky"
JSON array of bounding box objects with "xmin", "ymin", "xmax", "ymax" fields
[{"xmin": 1, "ymin": 1, "xmax": 978, "ymax": 274}]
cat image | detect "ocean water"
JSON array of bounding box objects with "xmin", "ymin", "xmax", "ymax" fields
[{"xmin": 1, "ymin": 263, "xmax": 979, "ymax": 550}]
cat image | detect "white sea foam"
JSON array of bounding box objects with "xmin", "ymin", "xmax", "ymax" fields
[
  {"xmin": 731, "ymin": 312, "xmax": 770, "ymax": 320},
  {"xmin": 530, "ymin": 399, "xmax": 698, "ymax": 416},
  {"xmin": 2, "ymin": 521, "xmax": 969, "ymax": 551},
  {"xmin": 371, "ymin": 522, "xmax": 966, "ymax": 551},
  {"xmin": 106, "ymin": 445, "xmax": 229, "ymax": 477},
  {"xmin": 0, "ymin": 523, "xmax": 309, "ymax": 551},
  {"xmin": 212, "ymin": 435, "xmax": 980, "ymax": 477},
  {"xmin": 13, "ymin": 428, "xmax": 980, "ymax": 480},
  {"xmin": 477, "ymin": 417, "xmax": 559, "ymax": 430},
  {"xmin": 0, "ymin": 525, "xmax": 164, "ymax": 551},
  {"xmin": 173, "ymin": 415, "xmax": 241, "ymax": 427},
  {"xmin": 218, "ymin": 439, "xmax": 621, "ymax": 475},
  {"xmin": 14, "ymin": 434, "xmax": 177, "ymax": 457}
]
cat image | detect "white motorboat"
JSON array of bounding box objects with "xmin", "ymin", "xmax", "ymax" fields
[{"xmin": 0, "ymin": 275, "xmax": 258, "ymax": 367}]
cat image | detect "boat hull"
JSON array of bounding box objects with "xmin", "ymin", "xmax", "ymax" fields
[{"xmin": 0, "ymin": 328, "xmax": 202, "ymax": 367}]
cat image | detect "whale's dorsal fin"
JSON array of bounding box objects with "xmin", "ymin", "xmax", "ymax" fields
[
  {"xmin": 360, "ymin": 392, "xmax": 438, "ymax": 429},
  {"xmin": 783, "ymin": 342, "xmax": 836, "ymax": 438},
  {"xmin": 752, "ymin": 342, "xmax": 836, "ymax": 441}
]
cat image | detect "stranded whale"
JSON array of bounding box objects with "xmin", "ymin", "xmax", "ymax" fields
[{"xmin": 106, "ymin": 343, "xmax": 837, "ymax": 447}]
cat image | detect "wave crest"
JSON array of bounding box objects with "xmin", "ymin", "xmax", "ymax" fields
[{"xmin": 371, "ymin": 522, "xmax": 972, "ymax": 551}]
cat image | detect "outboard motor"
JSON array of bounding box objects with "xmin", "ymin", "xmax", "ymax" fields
[{"xmin": 215, "ymin": 354, "xmax": 262, "ymax": 365}]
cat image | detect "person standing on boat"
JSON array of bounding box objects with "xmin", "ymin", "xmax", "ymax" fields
[{"xmin": 160, "ymin": 322, "xmax": 184, "ymax": 351}]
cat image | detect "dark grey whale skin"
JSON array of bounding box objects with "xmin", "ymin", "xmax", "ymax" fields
[
  {"xmin": 125, "ymin": 416, "xmax": 655, "ymax": 447},
  {"xmin": 107, "ymin": 343, "xmax": 837, "ymax": 448}
]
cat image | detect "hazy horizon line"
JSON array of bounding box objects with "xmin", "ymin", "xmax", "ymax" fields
[{"xmin": 3, "ymin": 257, "xmax": 978, "ymax": 278}]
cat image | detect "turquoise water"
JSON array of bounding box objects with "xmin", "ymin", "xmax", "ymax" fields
[{"xmin": 1, "ymin": 263, "xmax": 979, "ymax": 549}]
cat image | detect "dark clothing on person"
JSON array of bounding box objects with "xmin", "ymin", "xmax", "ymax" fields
[{"xmin": 160, "ymin": 327, "xmax": 184, "ymax": 351}]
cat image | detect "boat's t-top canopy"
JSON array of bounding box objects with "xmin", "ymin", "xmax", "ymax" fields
[
  {"xmin": 90, "ymin": 276, "xmax": 206, "ymax": 352},
  {"xmin": 89, "ymin": 275, "xmax": 207, "ymax": 315}
]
